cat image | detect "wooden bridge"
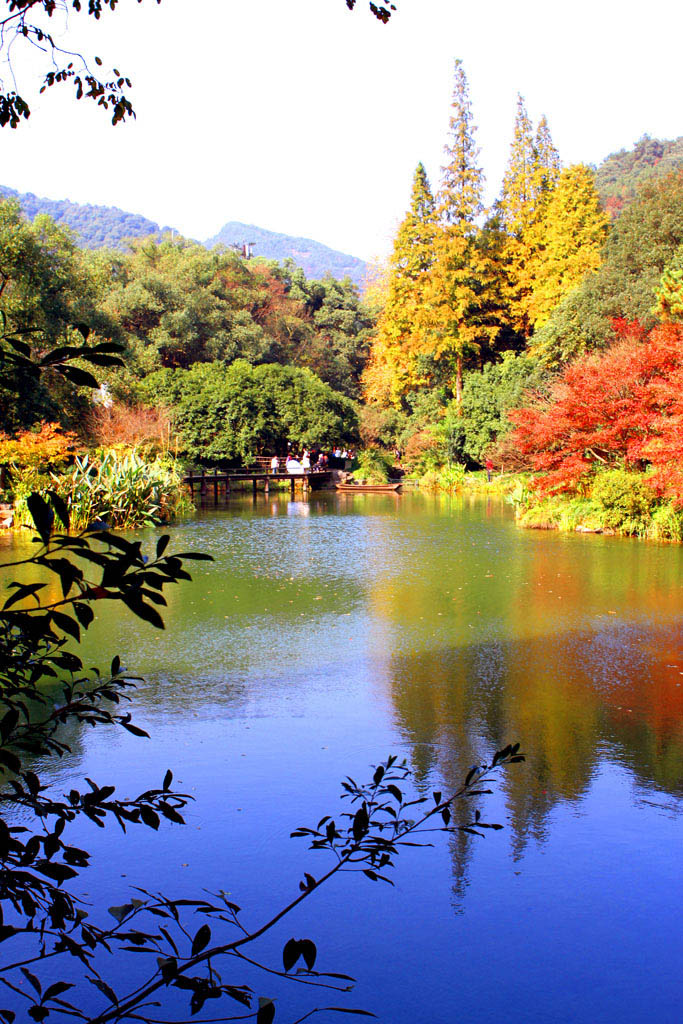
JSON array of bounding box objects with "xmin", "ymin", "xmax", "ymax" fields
[{"xmin": 183, "ymin": 467, "xmax": 334, "ymax": 499}]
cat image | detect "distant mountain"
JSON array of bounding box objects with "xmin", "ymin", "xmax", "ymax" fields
[
  {"xmin": 0, "ymin": 187, "xmax": 368, "ymax": 286},
  {"xmin": 0, "ymin": 186, "xmax": 177, "ymax": 248},
  {"xmin": 206, "ymin": 221, "xmax": 367, "ymax": 287},
  {"xmin": 595, "ymin": 135, "xmax": 683, "ymax": 218}
]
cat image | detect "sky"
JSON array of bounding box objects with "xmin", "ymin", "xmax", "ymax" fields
[{"xmin": 2, "ymin": 0, "xmax": 682, "ymax": 262}]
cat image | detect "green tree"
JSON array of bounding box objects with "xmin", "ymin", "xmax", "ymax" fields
[
  {"xmin": 141, "ymin": 359, "xmax": 359, "ymax": 462},
  {"xmin": 456, "ymin": 351, "xmax": 551, "ymax": 464},
  {"xmin": 0, "ymin": 198, "xmax": 117, "ymax": 431},
  {"xmin": 284, "ymin": 266, "xmax": 376, "ymax": 398}
]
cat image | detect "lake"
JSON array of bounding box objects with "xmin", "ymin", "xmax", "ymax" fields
[{"xmin": 3, "ymin": 490, "xmax": 682, "ymax": 1023}]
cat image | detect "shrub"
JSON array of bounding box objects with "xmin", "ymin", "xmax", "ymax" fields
[
  {"xmin": 351, "ymin": 447, "xmax": 393, "ymax": 483},
  {"xmin": 14, "ymin": 449, "xmax": 193, "ymax": 530},
  {"xmin": 0, "ymin": 422, "xmax": 79, "ymax": 469},
  {"xmin": 401, "ymin": 428, "xmax": 441, "ymax": 474},
  {"xmin": 591, "ymin": 470, "xmax": 657, "ymax": 532},
  {"xmin": 87, "ymin": 402, "xmax": 176, "ymax": 455}
]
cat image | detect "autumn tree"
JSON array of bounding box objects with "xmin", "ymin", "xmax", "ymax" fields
[
  {"xmin": 533, "ymin": 170, "xmax": 683, "ymax": 364},
  {"xmin": 418, "ymin": 59, "xmax": 491, "ymax": 403},
  {"xmin": 509, "ymin": 321, "xmax": 683, "ymax": 501},
  {"xmin": 526, "ymin": 164, "xmax": 608, "ymax": 330},
  {"xmin": 363, "ymin": 162, "xmax": 436, "ymax": 406},
  {"xmin": 499, "ymin": 97, "xmax": 561, "ymax": 337},
  {"xmin": 533, "ymin": 115, "xmax": 561, "ymax": 201}
]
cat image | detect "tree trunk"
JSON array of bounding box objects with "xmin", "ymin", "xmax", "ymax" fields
[{"xmin": 455, "ymin": 356, "xmax": 463, "ymax": 405}]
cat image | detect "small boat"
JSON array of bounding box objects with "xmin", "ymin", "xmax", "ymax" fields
[{"xmin": 335, "ymin": 482, "xmax": 402, "ymax": 493}]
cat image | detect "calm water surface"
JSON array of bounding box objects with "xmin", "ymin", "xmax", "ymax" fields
[{"xmin": 4, "ymin": 492, "xmax": 682, "ymax": 1023}]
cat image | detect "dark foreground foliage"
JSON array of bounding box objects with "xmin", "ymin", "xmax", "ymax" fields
[{"xmin": 0, "ymin": 497, "xmax": 523, "ymax": 1023}]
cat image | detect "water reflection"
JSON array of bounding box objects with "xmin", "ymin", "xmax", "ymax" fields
[{"xmin": 3, "ymin": 493, "xmax": 682, "ymax": 1022}]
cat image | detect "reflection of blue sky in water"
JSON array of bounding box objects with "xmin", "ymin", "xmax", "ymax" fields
[{"xmin": 4, "ymin": 492, "xmax": 682, "ymax": 1023}]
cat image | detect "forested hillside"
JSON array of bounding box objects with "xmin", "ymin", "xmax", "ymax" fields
[
  {"xmin": 595, "ymin": 135, "xmax": 683, "ymax": 218},
  {"xmin": 0, "ymin": 187, "xmax": 367, "ymax": 284},
  {"xmin": 206, "ymin": 221, "xmax": 367, "ymax": 286},
  {"xmin": 0, "ymin": 185, "xmax": 175, "ymax": 247}
]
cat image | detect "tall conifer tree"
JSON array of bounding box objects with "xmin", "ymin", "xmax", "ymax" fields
[
  {"xmin": 500, "ymin": 99, "xmax": 563, "ymax": 337},
  {"xmin": 363, "ymin": 163, "xmax": 436, "ymax": 405},
  {"xmin": 534, "ymin": 115, "xmax": 561, "ymax": 198},
  {"xmin": 419, "ymin": 59, "xmax": 491, "ymax": 402},
  {"xmin": 527, "ymin": 164, "xmax": 608, "ymax": 329},
  {"xmin": 500, "ymin": 95, "xmax": 536, "ymax": 237}
]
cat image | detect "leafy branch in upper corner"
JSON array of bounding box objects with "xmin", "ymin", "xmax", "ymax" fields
[{"xmin": 0, "ymin": 1, "xmax": 396, "ymax": 128}]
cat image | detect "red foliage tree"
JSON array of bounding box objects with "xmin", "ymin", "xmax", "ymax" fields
[{"xmin": 509, "ymin": 321, "xmax": 683, "ymax": 501}]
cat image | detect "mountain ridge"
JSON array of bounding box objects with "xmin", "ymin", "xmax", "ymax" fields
[{"xmin": 0, "ymin": 186, "xmax": 368, "ymax": 287}]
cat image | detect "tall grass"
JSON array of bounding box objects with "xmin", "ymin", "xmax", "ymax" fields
[{"xmin": 14, "ymin": 449, "xmax": 193, "ymax": 530}]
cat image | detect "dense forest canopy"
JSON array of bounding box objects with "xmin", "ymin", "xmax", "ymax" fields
[
  {"xmin": 595, "ymin": 134, "xmax": 683, "ymax": 218},
  {"xmin": 0, "ymin": 196, "xmax": 373, "ymax": 458},
  {"xmin": 2, "ymin": 76, "xmax": 683, "ymax": 501}
]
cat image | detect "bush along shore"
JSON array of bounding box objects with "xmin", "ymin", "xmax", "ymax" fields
[
  {"xmin": 0, "ymin": 427, "xmax": 193, "ymax": 531},
  {"xmin": 510, "ymin": 469, "xmax": 683, "ymax": 542}
]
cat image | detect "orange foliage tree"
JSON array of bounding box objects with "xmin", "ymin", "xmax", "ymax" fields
[
  {"xmin": 0, "ymin": 422, "xmax": 79, "ymax": 468},
  {"xmin": 509, "ymin": 321, "xmax": 683, "ymax": 500}
]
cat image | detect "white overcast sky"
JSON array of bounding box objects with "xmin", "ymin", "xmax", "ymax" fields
[{"xmin": 2, "ymin": 0, "xmax": 681, "ymax": 261}]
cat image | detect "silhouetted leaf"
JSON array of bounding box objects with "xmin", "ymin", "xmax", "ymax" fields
[
  {"xmin": 191, "ymin": 924, "xmax": 211, "ymax": 956},
  {"xmin": 257, "ymin": 998, "xmax": 275, "ymax": 1024},
  {"xmin": 282, "ymin": 938, "xmax": 300, "ymax": 972}
]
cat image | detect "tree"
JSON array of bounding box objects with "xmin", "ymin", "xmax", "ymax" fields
[
  {"xmin": 0, "ymin": 1, "xmax": 397, "ymax": 128},
  {"xmin": 509, "ymin": 321, "xmax": 683, "ymax": 500},
  {"xmin": 455, "ymin": 352, "xmax": 551, "ymax": 465},
  {"xmin": 363, "ymin": 162, "xmax": 437, "ymax": 405},
  {"xmin": 419, "ymin": 59, "xmax": 489, "ymax": 403},
  {"xmin": 655, "ymin": 243, "xmax": 683, "ymax": 321},
  {"xmin": 533, "ymin": 115, "xmax": 561, "ymax": 199},
  {"xmin": 141, "ymin": 359, "xmax": 360, "ymax": 461},
  {"xmin": 500, "ymin": 95, "xmax": 537, "ymax": 240},
  {"xmin": 526, "ymin": 164, "xmax": 608, "ymax": 330},
  {"xmin": 532, "ymin": 170, "xmax": 683, "ymax": 365},
  {"xmin": 499, "ymin": 99, "xmax": 561, "ymax": 337},
  {"xmin": 0, "ymin": 198, "xmax": 119, "ymax": 431}
]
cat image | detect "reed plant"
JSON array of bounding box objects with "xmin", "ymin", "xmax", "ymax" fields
[{"xmin": 14, "ymin": 448, "xmax": 193, "ymax": 530}]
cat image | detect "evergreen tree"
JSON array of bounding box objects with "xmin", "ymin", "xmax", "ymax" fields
[
  {"xmin": 533, "ymin": 115, "xmax": 561, "ymax": 199},
  {"xmin": 500, "ymin": 100, "xmax": 563, "ymax": 337},
  {"xmin": 438, "ymin": 60, "xmax": 485, "ymax": 227},
  {"xmin": 655, "ymin": 244, "xmax": 683, "ymax": 321},
  {"xmin": 420, "ymin": 59, "xmax": 489, "ymax": 403},
  {"xmin": 500, "ymin": 94, "xmax": 537, "ymax": 237},
  {"xmin": 527, "ymin": 164, "xmax": 608, "ymax": 329},
  {"xmin": 363, "ymin": 163, "xmax": 437, "ymax": 405}
]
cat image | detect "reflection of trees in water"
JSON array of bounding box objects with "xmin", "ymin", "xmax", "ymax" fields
[{"xmin": 383, "ymin": 621, "xmax": 683, "ymax": 897}]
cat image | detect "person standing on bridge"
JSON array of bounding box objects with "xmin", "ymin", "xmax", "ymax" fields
[
  {"xmin": 270, "ymin": 455, "xmax": 279, "ymax": 475},
  {"xmin": 302, "ymin": 450, "xmax": 311, "ymax": 474}
]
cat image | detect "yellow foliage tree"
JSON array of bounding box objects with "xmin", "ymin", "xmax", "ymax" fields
[
  {"xmin": 527, "ymin": 164, "xmax": 608, "ymax": 329},
  {"xmin": 418, "ymin": 59, "xmax": 490, "ymax": 403},
  {"xmin": 499, "ymin": 98, "xmax": 561, "ymax": 337},
  {"xmin": 363, "ymin": 162, "xmax": 437, "ymax": 406},
  {"xmin": 655, "ymin": 244, "xmax": 683, "ymax": 321}
]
